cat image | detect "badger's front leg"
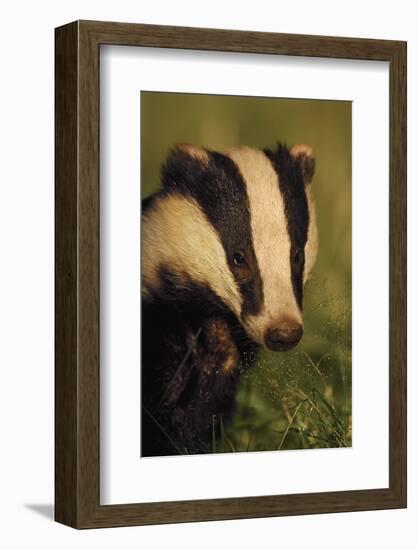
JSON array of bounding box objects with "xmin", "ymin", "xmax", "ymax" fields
[
  {"xmin": 170, "ymin": 318, "xmax": 241, "ymax": 454},
  {"xmin": 144, "ymin": 317, "xmax": 242, "ymax": 456}
]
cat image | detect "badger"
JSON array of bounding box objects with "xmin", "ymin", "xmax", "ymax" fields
[{"xmin": 141, "ymin": 142, "xmax": 318, "ymax": 456}]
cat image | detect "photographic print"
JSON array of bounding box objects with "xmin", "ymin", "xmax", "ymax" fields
[{"xmin": 141, "ymin": 91, "xmax": 352, "ymax": 458}]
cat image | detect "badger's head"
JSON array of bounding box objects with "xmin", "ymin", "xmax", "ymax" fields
[{"xmin": 142, "ymin": 143, "xmax": 318, "ymax": 352}]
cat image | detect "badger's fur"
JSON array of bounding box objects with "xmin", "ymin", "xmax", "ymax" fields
[{"xmin": 141, "ymin": 143, "xmax": 318, "ymax": 456}]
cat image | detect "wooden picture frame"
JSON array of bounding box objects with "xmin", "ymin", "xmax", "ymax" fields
[{"xmin": 55, "ymin": 20, "xmax": 407, "ymax": 528}]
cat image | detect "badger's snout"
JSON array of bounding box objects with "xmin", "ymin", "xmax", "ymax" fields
[{"xmin": 265, "ymin": 319, "xmax": 303, "ymax": 351}]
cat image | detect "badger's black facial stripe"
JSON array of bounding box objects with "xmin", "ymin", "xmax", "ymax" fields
[
  {"xmin": 264, "ymin": 144, "xmax": 310, "ymax": 308},
  {"xmin": 157, "ymin": 264, "xmax": 231, "ymax": 315},
  {"xmin": 162, "ymin": 149, "xmax": 264, "ymax": 316}
]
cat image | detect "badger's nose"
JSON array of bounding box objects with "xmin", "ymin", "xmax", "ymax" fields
[{"xmin": 265, "ymin": 320, "xmax": 303, "ymax": 351}]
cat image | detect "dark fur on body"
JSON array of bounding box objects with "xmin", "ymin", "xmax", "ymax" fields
[{"xmin": 142, "ymin": 270, "xmax": 256, "ymax": 456}]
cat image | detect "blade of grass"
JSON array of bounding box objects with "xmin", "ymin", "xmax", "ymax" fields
[
  {"xmin": 156, "ymin": 327, "xmax": 202, "ymax": 411},
  {"xmin": 143, "ymin": 406, "xmax": 186, "ymax": 455},
  {"xmin": 312, "ymin": 387, "xmax": 345, "ymax": 429},
  {"xmin": 246, "ymin": 427, "xmax": 253, "ymax": 452},
  {"xmin": 293, "ymin": 388, "xmax": 336, "ymax": 435},
  {"xmin": 225, "ymin": 433, "xmax": 236, "ymax": 453},
  {"xmin": 277, "ymin": 401, "xmax": 303, "ymax": 450},
  {"xmin": 273, "ymin": 427, "xmax": 339, "ymax": 447},
  {"xmin": 212, "ymin": 415, "xmax": 217, "ymax": 453},
  {"xmin": 219, "ymin": 413, "xmax": 237, "ymax": 452},
  {"xmin": 219, "ymin": 414, "xmax": 226, "ymax": 452},
  {"xmin": 303, "ymin": 352, "xmax": 330, "ymax": 393}
]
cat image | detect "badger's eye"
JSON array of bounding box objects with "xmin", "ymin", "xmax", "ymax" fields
[
  {"xmin": 232, "ymin": 252, "xmax": 246, "ymax": 267},
  {"xmin": 293, "ymin": 248, "xmax": 305, "ymax": 266}
]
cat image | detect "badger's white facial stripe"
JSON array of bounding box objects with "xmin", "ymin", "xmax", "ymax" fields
[
  {"xmin": 304, "ymin": 187, "xmax": 319, "ymax": 282},
  {"xmin": 142, "ymin": 193, "xmax": 242, "ymax": 316},
  {"xmin": 225, "ymin": 147, "xmax": 302, "ymax": 344}
]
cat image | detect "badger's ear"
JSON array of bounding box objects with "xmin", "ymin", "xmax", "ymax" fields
[
  {"xmin": 161, "ymin": 143, "xmax": 209, "ymax": 190},
  {"xmin": 174, "ymin": 143, "xmax": 210, "ymax": 163},
  {"xmin": 290, "ymin": 144, "xmax": 315, "ymax": 185}
]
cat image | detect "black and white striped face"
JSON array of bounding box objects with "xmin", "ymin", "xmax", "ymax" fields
[{"xmin": 142, "ymin": 143, "xmax": 318, "ymax": 351}]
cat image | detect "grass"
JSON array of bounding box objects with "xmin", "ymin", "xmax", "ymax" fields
[
  {"xmin": 217, "ymin": 280, "xmax": 352, "ymax": 454},
  {"xmin": 211, "ymin": 349, "xmax": 351, "ymax": 454}
]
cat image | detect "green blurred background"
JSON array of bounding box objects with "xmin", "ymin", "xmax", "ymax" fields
[{"xmin": 141, "ymin": 91, "xmax": 352, "ymax": 452}]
